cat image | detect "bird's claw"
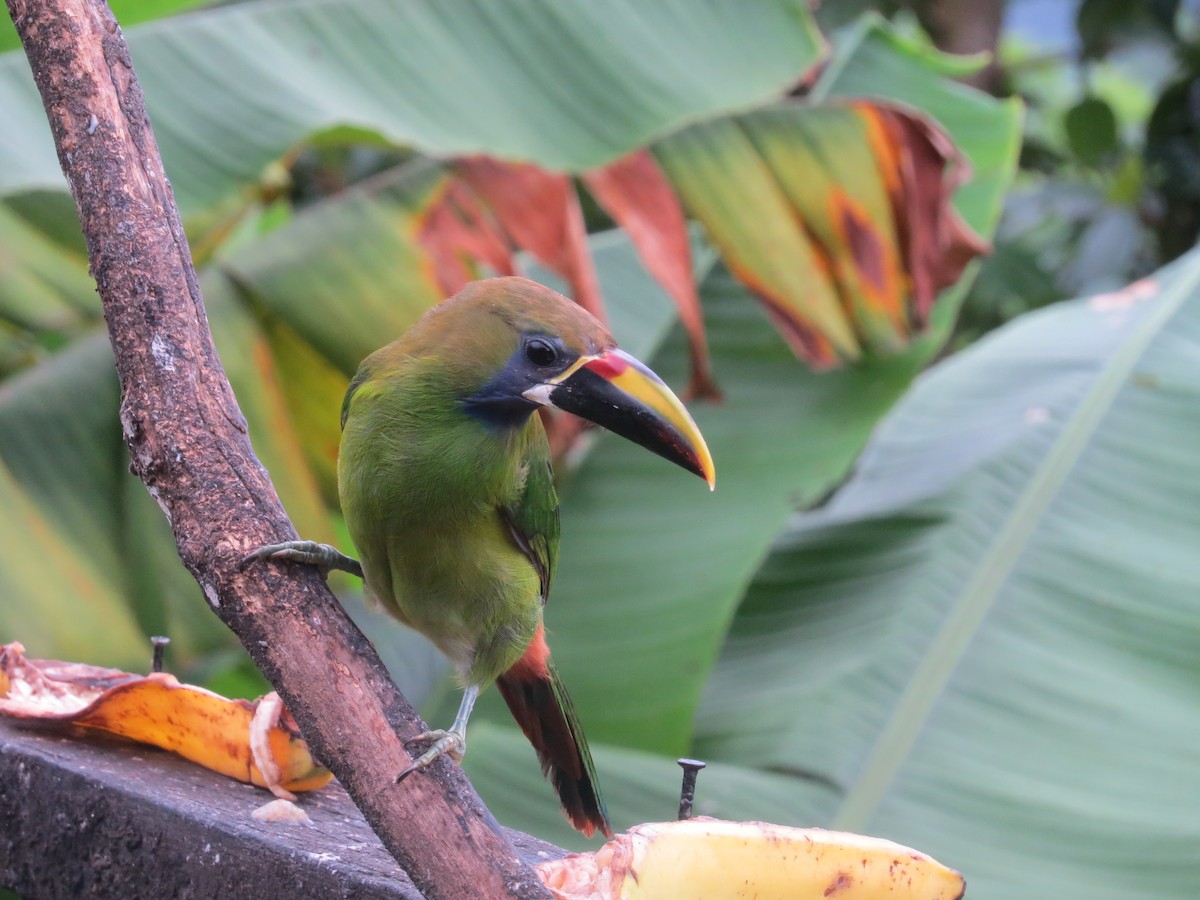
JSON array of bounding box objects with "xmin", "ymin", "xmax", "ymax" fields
[
  {"xmin": 242, "ymin": 540, "xmax": 335, "ymax": 568},
  {"xmin": 240, "ymin": 540, "xmax": 363, "ymax": 578},
  {"xmin": 395, "ymin": 729, "xmax": 466, "ymax": 783}
]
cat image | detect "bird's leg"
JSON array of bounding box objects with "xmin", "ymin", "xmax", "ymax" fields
[
  {"xmin": 241, "ymin": 540, "xmax": 364, "ymax": 579},
  {"xmin": 395, "ymin": 684, "xmax": 479, "ymax": 783}
]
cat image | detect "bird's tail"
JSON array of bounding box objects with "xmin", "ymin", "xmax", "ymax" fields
[{"xmin": 496, "ymin": 625, "xmax": 612, "ymax": 838}]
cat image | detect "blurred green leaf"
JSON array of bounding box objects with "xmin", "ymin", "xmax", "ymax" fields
[
  {"xmin": 204, "ymin": 274, "xmax": 333, "ymax": 545},
  {"xmin": 1065, "ymin": 96, "xmax": 1120, "ymax": 165},
  {"xmin": 953, "ymin": 241, "xmax": 1061, "ymax": 346},
  {"xmin": 0, "ymin": 336, "xmax": 166, "ymax": 666},
  {"xmin": 0, "ymin": 453, "xmax": 147, "ymax": 666},
  {"xmin": 0, "ymin": 200, "xmax": 95, "ymax": 332},
  {"xmin": 0, "ymin": 278, "xmax": 336, "ymax": 671},
  {"xmin": 219, "ymin": 160, "xmax": 449, "ymax": 376}
]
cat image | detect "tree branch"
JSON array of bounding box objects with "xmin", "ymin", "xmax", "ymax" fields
[{"xmin": 4, "ymin": 0, "xmax": 551, "ymax": 896}]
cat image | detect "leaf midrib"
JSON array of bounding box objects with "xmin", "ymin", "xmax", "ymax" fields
[{"xmin": 831, "ymin": 267, "xmax": 1200, "ymax": 831}]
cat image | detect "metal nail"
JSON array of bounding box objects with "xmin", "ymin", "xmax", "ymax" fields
[
  {"xmin": 677, "ymin": 757, "xmax": 706, "ymax": 820},
  {"xmin": 150, "ymin": 635, "xmax": 170, "ymax": 673}
]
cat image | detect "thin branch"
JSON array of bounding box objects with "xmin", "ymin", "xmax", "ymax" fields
[{"xmin": 3, "ymin": 0, "xmax": 551, "ymax": 896}]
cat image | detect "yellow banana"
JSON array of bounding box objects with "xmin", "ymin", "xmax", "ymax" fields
[{"xmin": 538, "ymin": 817, "xmax": 964, "ymax": 900}]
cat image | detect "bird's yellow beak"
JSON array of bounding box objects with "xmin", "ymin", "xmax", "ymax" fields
[{"xmin": 527, "ymin": 348, "xmax": 715, "ymax": 489}]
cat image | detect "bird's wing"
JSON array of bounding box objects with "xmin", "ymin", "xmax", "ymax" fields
[{"xmin": 500, "ymin": 443, "xmax": 560, "ymax": 604}]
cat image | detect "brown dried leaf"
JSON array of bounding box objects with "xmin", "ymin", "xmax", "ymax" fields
[
  {"xmin": 857, "ymin": 102, "xmax": 991, "ymax": 324},
  {"xmin": 415, "ymin": 177, "xmax": 517, "ymax": 298}
]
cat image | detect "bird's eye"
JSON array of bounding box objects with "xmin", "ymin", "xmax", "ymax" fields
[{"xmin": 525, "ymin": 338, "xmax": 559, "ymax": 368}]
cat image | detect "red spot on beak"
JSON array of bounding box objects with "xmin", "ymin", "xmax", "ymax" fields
[{"xmin": 583, "ymin": 353, "xmax": 629, "ymax": 381}]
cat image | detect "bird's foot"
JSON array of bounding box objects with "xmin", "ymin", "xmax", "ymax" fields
[
  {"xmin": 241, "ymin": 540, "xmax": 363, "ymax": 579},
  {"xmin": 395, "ymin": 729, "xmax": 466, "ymax": 783}
]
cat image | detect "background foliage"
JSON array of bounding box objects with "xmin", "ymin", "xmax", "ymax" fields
[{"xmin": 2, "ymin": 2, "xmax": 1197, "ymax": 898}]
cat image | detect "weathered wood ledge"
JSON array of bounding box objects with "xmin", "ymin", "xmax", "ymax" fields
[{"xmin": 0, "ymin": 719, "xmax": 565, "ymax": 899}]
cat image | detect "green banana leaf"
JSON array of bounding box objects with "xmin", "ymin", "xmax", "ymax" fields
[
  {"xmin": 0, "ymin": 297, "xmax": 335, "ymax": 671},
  {"xmin": 685, "ymin": 253, "xmax": 1200, "ymax": 898},
  {"xmin": 0, "ymin": 200, "xmax": 94, "ymax": 328},
  {"xmin": 0, "ymin": 0, "xmax": 824, "ymax": 209}
]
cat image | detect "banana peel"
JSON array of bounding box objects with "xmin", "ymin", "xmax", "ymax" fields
[
  {"xmin": 0, "ymin": 641, "xmax": 331, "ymax": 798},
  {"xmin": 538, "ymin": 818, "xmax": 965, "ymax": 900}
]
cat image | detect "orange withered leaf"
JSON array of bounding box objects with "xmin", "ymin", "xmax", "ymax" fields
[
  {"xmin": 584, "ymin": 150, "xmax": 720, "ymax": 400},
  {"xmin": 0, "ymin": 642, "xmax": 331, "ymax": 797},
  {"xmin": 654, "ymin": 99, "xmax": 989, "ymax": 368},
  {"xmin": 415, "ymin": 177, "xmax": 517, "ymax": 298},
  {"xmin": 454, "ymin": 157, "xmax": 605, "ymax": 322}
]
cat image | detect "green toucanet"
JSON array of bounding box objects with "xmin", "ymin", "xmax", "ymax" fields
[{"xmin": 247, "ymin": 276, "xmax": 715, "ymax": 837}]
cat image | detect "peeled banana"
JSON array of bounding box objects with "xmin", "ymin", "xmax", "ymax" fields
[
  {"xmin": 0, "ymin": 641, "xmax": 331, "ymax": 797},
  {"xmin": 538, "ymin": 817, "xmax": 964, "ymax": 900}
]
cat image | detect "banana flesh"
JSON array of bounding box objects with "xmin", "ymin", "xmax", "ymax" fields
[{"xmin": 538, "ymin": 817, "xmax": 965, "ymax": 900}]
